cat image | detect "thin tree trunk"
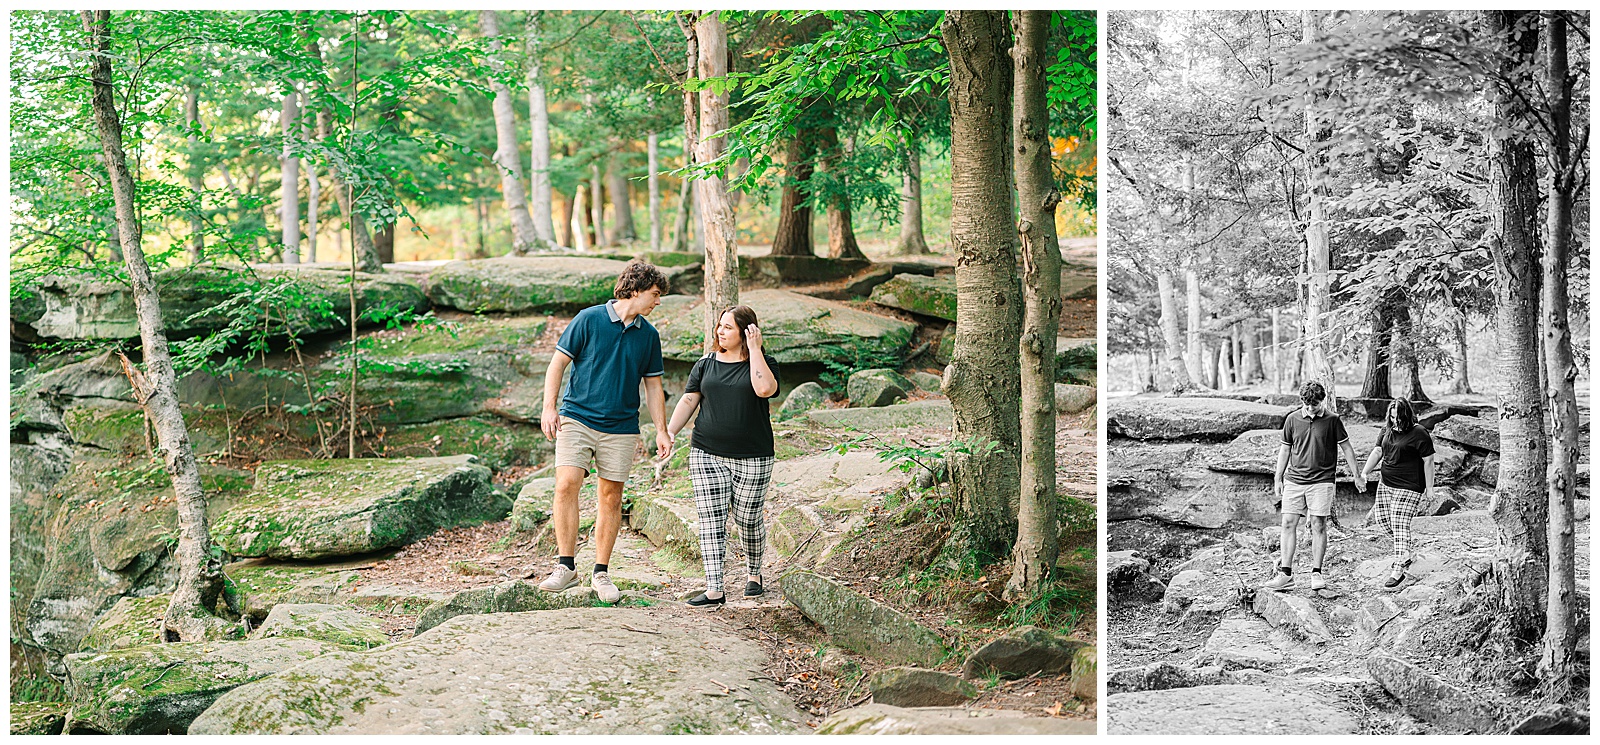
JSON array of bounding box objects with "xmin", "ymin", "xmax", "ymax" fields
[
  {"xmin": 85, "ymin": 10, "xmax": 222, "ymax": 642},
  {"xmin": 572, "ymin": 182, "xmax": 590, "ymax": 251},
  {"xmin": 590, "ymin": 164, "xmax": 606, "ymax": 246},
  {"xmin": 1302, "ymin": 10, "xmax": 1336, "ymax": 404},
  {"xmin": 770, "ymin": 132, "xmax": 816, "ymax": 256},
  {"xmin": 1005, "ymin": 10, "xmax": 1059, "ymax": 603},
  {"xmin": 942, "ymin": 9, "xmax": 1021, "ymax": 559},
  {"xmin": 1537, "ymin": 8, "xmax": 1578, "ymax": 687},
  {"xmin": 1486, "ymin": 8, "xmax": 1549, "ymax": 642},
  {"xmin": 1391, "ymin": 299, "xmax": 1430, "ymax": 404},
  {"xmin": 690, "ymin": 11, "xmax": 739, "ymax": 350},
  {"xmin": 817, "ymin": 125, "xmax": 866, "ymax": 260},
  {"xmin": 678, "ymin": 22, "xmax": 701, "ymax": 256},
  {"xmin": 1446, "ymin": 287, "xmax": 1473, "ymax": 395},
  {"xmin": 648, "ymin": 132, "xmax": 662, "ymax": 251},
  {"xmin": 302, "ymin": 13, "xmax": 381, "ymax": 272},
  {"xmin": 672, "ymin": 174, "xmax": 691, "ymax": 251},
  {"xmin": 1272, "ymin": 307, "xmax": 1283, "ymax": 394},
  {"xmin": 525, "ymin": 10, "xmax": 556, "ymax": 246},
  {"xmin": 1157, "ymin": 270, "xmax": 1197, "ymax": 392},
  {"xmin": 1361, "ymin": 288, "xmax": 1396, "ymax": 399},
  {"xmin": 480, "ymin": 10, "xmax": 539, "ymax": 254},
  {"xmin": 185, "ymin": 86, "xmax": 204, "ymax": 263},
  {"xmin": 1183, "ymin": 266, "xmax": 1205, "ymax": 385},
  {"xmin": 607, "ymin": 152, "xmax": 637, "ymax": 243},
  {"xmin": 896, "ymin": 138, "xmax": 931, "ymax": 255},
  {"xmin": 304, "ymin": 98, "xmax": 319, "ymax": 262},
  {"xmin": 374, "ymin": 222, "xmax": 395, "ymax": 264},
  {"xmin": 280, "ymin": 89, "xmax": 301, "ymax": 263}
]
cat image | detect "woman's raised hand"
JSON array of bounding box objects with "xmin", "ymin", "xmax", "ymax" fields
[{"xmin": 745, "ymin": 324, "xmax": 763, "ymax": 351}]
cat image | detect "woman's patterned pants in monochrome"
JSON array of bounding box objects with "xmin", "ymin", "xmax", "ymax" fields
[
  {"xmin": 1374, "ymin": 482, "xmax": 1424, "ymax": 561},
  {"xmin": 688, "ymin": 448, "xmax": 774, "ymax": 595}
]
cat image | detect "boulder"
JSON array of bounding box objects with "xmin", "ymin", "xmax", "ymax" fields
[
  {"xmin": 817, "ymin": 704, "xmax": 1094, "ymax": 735},
  {"xmin": 223, "ymin": 560, "xmax": 364, "ymax": 624},
  {"xmin": 653, "ymin": 290, "xmax": 915, "ymax": 365},
  {"xmin": 628, "ymin": 491, "xmax": 700, "ymax": 559},
  {"xmin": 962, "ymin": 625, "xmax": 1086, "ymax": 679},
  {"xmin": 63, "ymin": 637, "xmax": 339, "ymax": 734},
  {"xmin": 78, "ymin": 594, "xmax": 173, "ymax": 652},
  {"xmin": 1105, "ymin": 661, "xmax": 1227, "ymax": 694},
  {"xmin": 1107, "ymin": 685, "xmax": 1357, "ymax": 734},
  {"xmin": 1204, "ymin": 425, "xmax": 1469, "ymax": 482},
  {"xmin": 1060, "ymin": 269, "xmax": 1096, "ymax": 300},
  {"xmin": 868, "ymin": 668, "xmax": 977, "ymax": 707},
  {"xmin": 741, "ymin": 255, "xmax": 873, "ymax": 286},
  {"xmin": 1069, "ymin": 645, "xmax": 1097, "ymax": 701},
  {"xmin": 1108, "ymin": 397, "xmax": 1291, "ymax": 440},
  {"xmin": 511, "ymin": 477, "xmax": 556, "ymax": 531},
  {"xmin": 869, "ymin": 274, "xmax": 956, "ymax": 320},
  {"xmin": 835, "ymin": 264, "xmax": 896, "ymax": 298},
  {"xmin": 935, "ymin": 324, "xmax": 956, "ymax": 365},
  {"xmin": 253, "ymin": 603, "xmax": 389, "ymax": 650},
  {"xmin": 806, "ymin": 399, "xmax": 952, "ymax": 431},
  {"xmin": 1508, "ymin": 705, "xmax": 1590, "ymax": 735},
  {"xmin": 818, "ymin": 649, "xmax": 863, "ymax": 683},
  {"xmin": 1252, "ymin": 588, "xmax": 1333, "ymax": 643},
  {"xmin": 1055, "ymin": 383, "xmax": 1097, "ymax": 414},
  {"xmin": 777, "ymin": 381, "xmax": 828, "ymax": 421},
  {"xmin": 1057, "ymin": 337, "xmax": 1097, "ymax": 384},
  {"xmin": 424, "ymin": 256, "xmax": 627, "ymax": 313},
  {"xmin": 189, "ymin": 607, "xmax": 807, "ymax": 734},
  {"xmin": 413, "ymin": 581, "xmax": 599, "ymax": 635},
  {"xmin": 1108, "ymin": 551, "xmax": 1167, "ymax": 603},
  {"xmin": 9, "ymin": 702, "xmax": 67, "ymax": 735},
  {"xmin": 782, "ymin": 571, "xmax": 945, "ymax": 667},
  {"xmin": 847, "ymin": 368, "xmax": 914, "ymax": 407},
  {"xmin": 1433, "ymin": 417, "xmax": 1499, "ymax": 453},
  {"xmin": 214, "ymin": 455, "xmax": 508, "ymax": 561},
  {"xmin": 1201, "ymin": 616, "xmax": 1288, "ymax": 670},
  {"xmin": 1367, "ymin": 653, "xmax": 1502, "ymax": 733},
  {"xmin": 908, "ymin": 371, "xmax": 944, "ymax": 393}
]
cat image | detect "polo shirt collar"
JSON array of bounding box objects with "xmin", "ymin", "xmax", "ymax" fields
[{"xmin": 605, "ymin": 299, "xmax": 641, "ymax": 329}]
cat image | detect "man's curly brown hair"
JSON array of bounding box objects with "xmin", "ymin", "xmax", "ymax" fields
[{"xmin": 614, "ymin": 261, "xmax": 669, "ymax": 299}]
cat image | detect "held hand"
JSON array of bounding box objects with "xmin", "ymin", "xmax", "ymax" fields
[
  {"xmin": 1352, "ymin": 476, "xmax": 1368, "ymax": 494},
  {"xmin": 1274, "ymin": 478, "xmax": 1284, "ymax": 500},
  {"xmin": 541, "ymin": 407, "xmax": 561, "ymax": 441},
  {"xmin": 745, "ymin": 324, "xmax": 763, "ymax": 351},
  {"xmin": 656, "ymin": 432, "xmax": 673, "ymax": 461}
]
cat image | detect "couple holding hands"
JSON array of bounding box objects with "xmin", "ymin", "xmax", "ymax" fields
[{"xmin": 535, "ymin": 262, "xmax": 779, "ymax": 608}]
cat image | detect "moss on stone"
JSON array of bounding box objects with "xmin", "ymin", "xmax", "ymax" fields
[{"xmin": 869, "ymin": 274, "xmax": 956, "ymax": 321}]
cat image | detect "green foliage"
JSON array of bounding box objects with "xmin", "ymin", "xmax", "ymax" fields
[
  {"xmin": 816, "ymin": 341, "xmax": 903, "ymax": 394},
  {"xmin": 833, "ymin": 428, "xmax": 1001, "ymax": 523},
  {"xmin": 8, "ymin": 669, "xmax": 67, "ymax": 703},
  {"xmin": 999, "ymin": 553, "xmax": 1095, "ymax": 634}
]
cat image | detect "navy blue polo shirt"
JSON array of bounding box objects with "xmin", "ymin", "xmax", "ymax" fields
[{"xmin": 555, "ymin": 300, "xmax": 664, "ymax": 434}]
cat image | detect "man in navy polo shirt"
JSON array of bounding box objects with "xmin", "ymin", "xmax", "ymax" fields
[{"xmin": 537, "ymin": 262, "xmax": 673, "ymax": 603}]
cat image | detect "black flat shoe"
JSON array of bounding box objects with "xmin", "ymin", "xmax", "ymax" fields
[
  {"xmin": 687, "ymin": 592, "xmax": 726, "ymax": 607},
  {"xmin": 744, "ymin": 580, "xmax": 764, "ymax": 597}
]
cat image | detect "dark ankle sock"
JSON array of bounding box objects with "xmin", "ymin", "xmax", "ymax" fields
[
  {"xmin": 1279, "ymin": 566, "xmax": 1292, "ymax": 576},
  {"xmin": 1312, "ymin": 568, "xmax": 1322, "ymax": 574},
  {"xmin": 593, "ymin": 563, "xmax": 608, "ymax": 574},
  {"xmin": 558, "ymin": 556, "xmax": 575, "ymax": 570}
]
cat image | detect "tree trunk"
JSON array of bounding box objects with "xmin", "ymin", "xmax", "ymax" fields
[
  {"xmin": 480, "ymin": 10, "xmax": 539, "ymax": 254},
  {"xmin": 607, "ymin": 152, "xmax": 637, "ymax": 243},
  {"xmin": 1005, "ymin": 10, "xmax": 1059, "ymax": 603},
  {"xmin": 374, "ymin": 221, "xmax": 395, "ymax": 263},
  {"xmin": 302, "ymin": 14, "xmax": 381, "ymax": 272},
  {"xmin": 1445, "ymin": 288, "xmax": 1473, "ymax": 394},
  {"xmin": 524, "ymin": 11, "xmax": 557, "ymax": 246},
  {"xmin": 280, "ymin": 89, "xmax": 301, "ymax": 263},
  {"xmin": 648, "ymin": 132, "xmax": 662, "ymax": 251},
  {"xmin": 1301, "ymin": 10, "xmax": 1336, "ymax": 403},
  {"xmin": 303, "ymin": 99, "xmax": 319, "ymax": 263},
  {"xmin": 677, "ymin": 19, "xmax": 701, "ymax": 257},
  {"xmin": 817, "ymin": 125, "xmax": 866, "ymax": 260},
  {"xmin": 672, "ymin": 174, "xmax": 692, "ymax": 252},
  {"xmin": 186, "ymin": 86, "xmax": 204, "ymax": 263},
  {"xmin": 1157, "ymin": 270, "xmax": 1197, "ymax": 392},
  {"xmin": 84, "ymin": 10, "xmax": 223, "ymax": 642},
  {"xmin": 1485, "ymin": 8, "xmax": 1549, "ymax": 642},
  {"xmin": 942, "ymin": 9, "xmax": 1021, "ymax": 560},
  {"xmin": 692, "ymin": 12, "xmax": 740, "ymax": 350},
  {"xmin": 1537, "ymin": 8, "xmax": 1578, "ymax": 687},
  {"xmin": 896, "ymin": 137, "xmax": 931, "ymax": 254},
  {"xmin": 1183, "ymin": 266, "xmax": 1205, "ymax": 386},
  {"xmin": 770, "ymin": 132, "xmax": 816, "ymax": 256},
  {"xmin": 571, "ymin": 182, "xmax": 590, "ymax": 251},
  {"xmin": 590, "ymin": 163, "xmax": 606, "ymax": 246},
  {"xmin": 1390, "ymin": 298, "xmax": 1430, "ymax": 404},
  {"xmin": 556, "ymin": 189, "xmax": 573, "ymax": 249},
  {"xmin": 1361, "ymin": 288, "xmax": 1397, "ymax": 399},
  {"xmin": 1272, "ymin": 308, "xmax": 1283, "ymax": 394}
]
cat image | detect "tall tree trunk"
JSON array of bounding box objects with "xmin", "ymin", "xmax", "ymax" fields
[
  {"xmin": 303, "ymin": 99, "xmax": 319, "ymax": 262},
  {"xmin": 672, "ymin": 174, "xmax": 692, "ymax": 251},
  {"xmin": 1005, "ymin": 10, "xmax": 1058, "ymax": 603},
  {"xmin": 648, "ymin": 132, "xmax": 662, "ymax": 251},
  {"xmin": 590, "ymin": 164, "xmax": 606, "ymax": 246},
  {"xmin": 770, "ymin": 132, "xmax": 816, "ymax": 256},
  {"xmin": 1183, "ymin": 266, "xmax": 1206, "ymax": 386},
  {"xmin": 1361, "ymin": 288, "xmax": 1397, "ymax": 399},
  {"xmin": 302, "ymin": 14, "xmax": 381, "ymax": 272},
  {"xmin": 1301, "ymin": 10, "xmax": 1336, "ymax": 403},
  {"xmin": 557, "ymin": 189, "xmax": 574, "ymax": 249},
  {"xmin": 480, "ymin": 10, "xmax": 539, "ymax": 254},
  {"xmin": 84, "ymin": 10, "xmax": 222, "ymax": 642},
  {"xmin": 1157, "ymin": 270, "xmax": 1197, "ymax": 392},
  {"xmin": 1485, "ymin": 8, "xmax": 1549, "ymax": 642},
  {"xmin": 607, "ymin": 152, "xmax": 637, "ymax": 243},
  {"xmin": 1390, "ymin": 299, "xmax": 1431, "ymax": 404},
  {"xmin": 895, "ymin": 137, "xmax": 931, "ymax": 255},
  {"xmin": 524, "ymin": 11, "xmax": 557, "ymax": 245},
  {"xmin": 280, "ymin": 89, "xmax": 301, "ymax": 263},
  {"xmin": 817, "ymin": 125, "xmax": 866, "ymax": 260},
  {"xmin": 1537, "ymin": 8, "xmax": 1578, "ymax": 687},
  {"xmin": 677, "ymin": 21, "xmax": 701, "ymax": 257},
  {"xmin": 1272, "ymin": 307, "xmax": 1283, "ymax": 394},
  {"xmin": 186, "ymin": 86, "xmax": 205, "ymax": 263},
  {"xmin": 1445, "ymin": 287, "xmax": 1473, "ymax": 394},
  {"xmin": 571, "ymin": 182, "xmax": 590, "ymax": 251},
  {"xmin": 374, "ymin": 222, "xmax": 395, "ymax": 263},
  {"xmin": 691, "ymin": 11, "xmax": 739, "ymax": 350},
  {"xmin": 942, "ymin": 9, "xmax": 1021, "ymax": 559}
]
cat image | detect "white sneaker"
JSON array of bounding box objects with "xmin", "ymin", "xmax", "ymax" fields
[
  {"xmin": 592, "ymin": 571, "xmax": 622, "ymax": 604},
  {"xmin": 1303, "ymin": 572, "xmax": 1327, "ymax": 591},
  {"xmin": 1261, "ymin": 572, "xmax": 1296, "ymax": 591},
  {"xmin": 538, "ymin": 564, "xmax": 579, "ymax": 592}
]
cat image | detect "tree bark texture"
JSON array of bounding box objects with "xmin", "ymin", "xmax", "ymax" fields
[
  {"xmin": 374, "ymin": 221, "xmax": 395, "ymax": 263},
  {"xmin": 817, "ymin": 125, "xmax": 866, "ymax": 260},
  {"xmin": 1157, "ymin": 271, "xmax": 1195, "ymax": 392},
  {"xmin": 693, "ymin": 12, "xmax": 740, "ymax": 351},
  {"xmin": 1005, "ymin": 10, "xmax": 1059, "ymax": 603},
  {"xmin": 303, "ymin": 101, "xmax": 319, "ymax": 262},
  {"xmin": 1183, "ymin": 266, "xmax": 1205, "ymax": 385},
  {"xmin": 941, "ymin": 9, "xmax": 1022, "ymax": 559},
  {"xmin": 607, "ymin": 153, "xmax": 637, "ymax": 243},
  {"xmin": 480, "ymin": 11, "xmax": 539, "ymax": 254},
  {"xmin": 85, "ymin": 10, "xmax": 223, "ymax": 641},
  {"xmin": 648, "ymin": 132, "xmax": 662, "ymax": 251},
  {"xmin": 525, "ymin": 11, "xmax": 557, "ymax": 245},
  {"xmin": 1486, "ymin": 8, "xmax": 1550, "ymax": 642},
  {"xmin": 1446, "ymin": 288, "xmax": 1473, "ymax": 394},
  {"xmin": 770, "ymin": 132, "xmax": 816, "ymax": 256},
  {"xmin": 590, "ymin": 163, "xmax": 606, "ymax": 246},
  {"xmin": 572, "ymin": 182, "xmax": 590, "ymax": 251},
  {"xmin": 896, "ymin": 138, "xmax": 931, "ymax": 254},
  {"xmin": 280, "ymin": 89, "xmax": 301, "ymax": 263},
  {"xmin": 186, "ymin": 86, "xmax": 205, "ymax": 263},
  {"xmin": 1301, "ymin": 10, "xmax": 1336, "ymax": 403}
]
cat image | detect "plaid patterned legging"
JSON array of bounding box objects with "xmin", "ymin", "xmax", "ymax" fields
[
  {"xmin": 689, "ymin": 448, "xmax": 774, "ymax": 595},
  {"xmin": 1374, "ymin": 482, "xmax": 1425, "ymax": 560}
]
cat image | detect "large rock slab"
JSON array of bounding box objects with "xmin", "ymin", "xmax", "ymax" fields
[
  {"xmin": 783, "ymin": 571, "xmax": 945, "ymax": 667},
  {"xmin": 63, "ymin": 637, "xmax": 339, "ymax": 734},
  {"xmin": 869, "ymin": 274, "xmax": 955, "ymax": 320},
  {"xmin": 188, "ymin": 607, "xmax": 807, "ymax": 734},
  {"xmin": 214, "ymin": 455, "xmax": 508, "ymax": 561},
  {"xmin": 223, "ymin": 559, "xmax": 364, "ymax": 623},
  {"xmin": 1201, "ymin": 615, "xmax": 1288, "ymax": 670},
  {"xmin": 413, "ymin": 580, "xmax": 599, "ymax": 635},
  {"xmin": 1106, "ymin": 661, "xmax": 1227, "ymax": 694},
  {"xmin": 9, "ymin": 702, "xmax": 68, "ymax": 735},
  {"xmin": 78, "ymin": 594, "xmax": 173, "ymax": 652},
  {"xmin": 868, "ymin": 668, "xmax": 976, "ymax": 707},
  {"xmin": 741, "ymin": 255, "xmax": 872, "ymax": 286},
  {"xmin": 847, "ymin": 368, "xmax": 914, "ymax": 408},
  {"xmin": 253, "ymin": 603, "xmax": 389, "ymax": 650},
  {"xmin": 1107, "ymin": 397, "xmax": 1291, "ymax": 441},
  {"xmin": 1433, "ymin": 417, "xmax": 1499, "ymax": 453},
  {"xmin": 806, "ymin": 399, "xmax": 952, "ymax": 431},
  {"xmin": 628, "ymin": 491, "xmax": 701, "ymax": 559},
  {"xmin": 653, "ymin": 289, "xmax": 915, "ymax": 365},
  {"xmin": 424, "ymin": 256, "xmax": 628, "ymax": 313},
  {"xmin": 1252, "ymin": 589, "xmax": 1334, "ymax": 644},
  {"xmin": 1056, "ymin": 383, "xmax": 1097, "ymax": 414},
  {"xmin": 962, "ymin": 625, "xmax": 1086, "ymax": 680},
  {"xmin": 817, "ymin": 704, "xmax": 1093, "ymax": 735},
  {"xmin": 1367, "ymin": 653, "xmax": 1502, "ymax": 733},
  {"xmin": 1105, "ymin": 684, "xmax": 1357, "ymax": 734}
]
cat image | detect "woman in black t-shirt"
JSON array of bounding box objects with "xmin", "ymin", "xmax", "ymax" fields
[
  {"xmin": 1360, "ymin": 399, "xmax": 1436, "ymax": 588},
  {"xmin": 664, "ymin": 305, "xmax": 780, "ymax": 607}
]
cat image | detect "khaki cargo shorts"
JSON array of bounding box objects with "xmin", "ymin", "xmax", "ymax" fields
[
  {"xmin": 1282, "ymin": 481, "xmax": 1336, "ymax": 517},
  {"xmin": 554, "ymin": 417, "xmax": 637, "ymax": 483}
]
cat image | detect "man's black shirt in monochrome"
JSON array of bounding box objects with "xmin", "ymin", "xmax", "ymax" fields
[{"xmin": 684, "ymin": 353, "xmax": 781, "ymax": 458}]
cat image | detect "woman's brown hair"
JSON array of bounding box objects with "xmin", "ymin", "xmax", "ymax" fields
[{"xmin": 714, "ymin": 305, "xmax": 759, "ymax": 354}]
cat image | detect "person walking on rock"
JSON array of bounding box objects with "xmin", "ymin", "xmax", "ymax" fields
[
  {"xmin": 664, "ymin": 305, "xmax": 780, "ymax": 607},
  {"xmin": 538, "ymin": 262, "xmax": 673, "ymax": 603},
  {"xmin": 1360, "ymin": 398, "xmax": 1435, "ymax": 588},
  {"xmin": 1264, "ymin": 381, "xmax": 1366, "ymax": 591}
]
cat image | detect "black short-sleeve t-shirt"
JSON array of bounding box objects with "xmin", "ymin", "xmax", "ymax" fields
[
  {"xmin": 1281, "ymin": 409, "xmax": 1349, "ymax": 485},
  {"xmin": 1378, "ymin": 424, "xmax": 1435, "ymax": 493},
  {"xmin": 685, "ymin": 353, "xmax": 780, "ymax": 459}
]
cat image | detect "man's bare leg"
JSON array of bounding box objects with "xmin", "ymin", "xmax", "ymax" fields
[
  {"xmin": 595, "ymin": 477, "xmax": 625, "ymax": 566},
  {"xmin": 553, "ymin": 465, "xmax": 586, "ymax": 557},
  {"xmin": 1279, "ymin": 513, "xmax": 1302, "ymax": 570},
  {"xmin": 1309, "ymin": 515, "xmax": 1328, "ymax": 570}
]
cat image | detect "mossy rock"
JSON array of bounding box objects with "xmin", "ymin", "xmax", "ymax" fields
[
  {"xmin": 213, "ymin": 455, "xmax": 509, "ymax": 561},
  {"xmin": 253, "ymin": 603, "xmax": 389, "ymax": 650},
  {"xmin": 781, "ymin": 570, "xmax": 945, "ymax": 667},
  {"xmin": 806, "ymin": 399, "xmax": 953, "ymax": 431},
  {"xmin": 376, "ymin": 416, "xmax": 552, "ymax": 471},
  {"xmin": 627, "ymin": 491, "xmax": 700, "ymax": 560},
  {"xmin": 9, "ymin": 701, "xmax": 69, "ymax": 735},
  {"xmin": 62, "ymin": 637, "xmax": 341, "ymax": 734},
  {"xmin": 413, "ymin": 581, "xmax": 599, "ymax": 635},
  {"xmin": 511, "ymin": 477, "xmax": 557, "ymax": 531},
  {"xmin": 358, "ymin": 315, "xmax": 549, "ymax": 358},
  {"xmin": 653, "ymin": 289, "xmax": 915, "ymax": 366},
  {"xmin": 741, "ymin": 256, "xmax": 873, "ymax": 286},
  {"xmin": 1057, "ymin": 337, "xmax": 1096, "ymax": 385},
  {"xmin": 869, "ymin": 274, "xmax": 956, "ymax": 321},
  {"xmin": 846, "ymin": 368, "xmax": 914, "ymax": 408},
  {"xmin": 425, "ymin": 256, "xmax": 627, "ymax": 313},
  {"xmin": 777, "ymin": 381, "xmax": 827, "ymax": 421},
  {"xmin": 223, "ymin": 560, "xmax": 364, "ymax": 623},
  {"xmin": 78, "ymin": 595, "xmax": 173, "ymax": 653}
]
